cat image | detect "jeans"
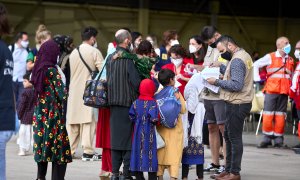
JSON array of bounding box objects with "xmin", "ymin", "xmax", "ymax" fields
[
  {"xmin": 13, "ymin": 81, "xmax": 24, "ymax": 109},
  {"xmin": 224, "ymin": 102, "xmax": 251, "ymax": 174},
  {"xmin": 0, "ymin": 131, "xmax": 13, "ymax": 180}
]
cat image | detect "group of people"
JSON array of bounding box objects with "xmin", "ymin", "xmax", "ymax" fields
[{"xmin": 1, "ymin": 2, "xmax": 300, "ymax": 180}]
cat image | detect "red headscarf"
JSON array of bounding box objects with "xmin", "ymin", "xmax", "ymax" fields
[{"xmin": 139, "ymin": 79, "xmax": 156, "ymax": 100}]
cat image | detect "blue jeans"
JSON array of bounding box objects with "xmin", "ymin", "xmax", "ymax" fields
[
  {"xmin": 224, "ymin": 102, "xmax": 251, "ymax": 174},
  {"xmin": 0, "ymin": 131, "xmax": 13, "ymax": 180}
]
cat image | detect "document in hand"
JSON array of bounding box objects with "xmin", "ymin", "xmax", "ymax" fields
[
  {"xmin": 200, "ymin": 67, "xmax": 220, "ymax": 79},
  {"xmin": 200, "ymin": 67, "xmax": 220, "ymax": 93}
]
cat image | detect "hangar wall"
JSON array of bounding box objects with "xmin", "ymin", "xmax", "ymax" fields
[{"xmin": 2, "ymin": 1, "xmax": 300, "ymax": 57}]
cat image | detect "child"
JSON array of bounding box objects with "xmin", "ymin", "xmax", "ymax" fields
[
  {"xmin": 112, "ymin": 40, "xmax": 158, "ymax": 79},
  {"xmin": 129, "ymin": 79, "xmax": 160, "ymax": 180},
  {"xmin": 17, "ymin": 72, "xmax": 35, "ymax": 156},
  {"xmin": 155, "ymin": 69, "xmax": 186, "ymax": 180}
]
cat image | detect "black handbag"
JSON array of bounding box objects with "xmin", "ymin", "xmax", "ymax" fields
[{"xmin": 78, "ymin": 47, "xmax": 108, "ymax": 108}]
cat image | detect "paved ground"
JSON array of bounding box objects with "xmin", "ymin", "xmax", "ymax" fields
[{"xmin": 6, "ymin": 132, "xmax": 300, "ymax": 180}]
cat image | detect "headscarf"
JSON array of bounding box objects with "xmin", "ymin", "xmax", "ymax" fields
[
  {"xmin": 53, "ymin": 34, "xmax": 74, "ymax": 54},
  {"xmin": 31, "ymin": 39, "xmax": 60, "ymax": 96},
  {"xmin": 139, "ymin": 79, "xmax": 156, "ymax": 100}
]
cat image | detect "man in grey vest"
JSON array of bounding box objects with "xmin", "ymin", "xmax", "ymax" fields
[{"xmin": 207, "ymin": 35, "xmax": 253, "ymax": 180}]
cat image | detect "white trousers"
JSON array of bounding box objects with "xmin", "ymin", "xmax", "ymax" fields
[{"xmin": 17, "ymin": 124, "xmax": 33, "ymax": 151}]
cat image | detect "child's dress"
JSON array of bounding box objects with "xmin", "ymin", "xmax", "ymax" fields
[
  {"xmin": 155, "ymin": 86, "xmax": 186, "ymax": 178},
  {"xmin": 129, "ymin": 78, "xmax": 159, "ymax": 174},
  {"xmin": 129, "ymin": 99, "xmax": 159, "ymax": 172}
]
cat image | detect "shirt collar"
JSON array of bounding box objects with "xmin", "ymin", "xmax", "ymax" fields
[{"xmin": 275, "ymin": 50, "xmax": 288, "ymax": 59}]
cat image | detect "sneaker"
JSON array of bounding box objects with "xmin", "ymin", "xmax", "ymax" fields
[
  {"xmin": 18, "ymin": 148, "xmax": 26, "ymax": 156},
  {"xmin": 204, "ymin": 163, "xmax": 220, "ymax": 172},
  {"xmin": 82, "ymin": 153, "xmax": 95, "ymax": 161},
  {"xmin": 217, "ymin": 165, "xmax": 225, "ymax": 174},
  {"xmin": 92, "ymin": 153, "xmax": 102, "ymax": 161}
]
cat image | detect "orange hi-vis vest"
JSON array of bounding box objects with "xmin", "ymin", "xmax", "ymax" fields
[{"xmin": 263, "ymin": 52, "xmax": 294, "ymax": 95}]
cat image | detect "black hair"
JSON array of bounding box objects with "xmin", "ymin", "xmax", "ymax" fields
[
  {"xmin": 158, "ymin": 69, "xmax": 175, "ymax": 87},
  {"xmin": 23, "ymin": 71, "xmax": 31, "ymax": 81},
  {"xmin": 136, "ymin": 40, "xmax": 152, "ymax": 55},
  {"xmin": 201, "ymin": 26, "xmax": 217, "ymax": 42},
  {"xmin": 168, "ymin": 44, "xmax": 187, "ymax": 58},
  {"xmin": 0, "ymin": 3, "xmax": 10, "ymax": 35},
  {"xmin": 216, "ymin": 35, "xmax": 238, "ymax": 46},
  {"xmin": 131, "ymin": 31, "xmax": 142, "ymax": 43},
  {"xmin": 189, "ymin": 35, "xmax": 207, "ymax": 63},
  {"xmin": 81, "ymin": 26, "xmax": 98, "ymax": 41},
  {"xmin": 14, "ymin": 31, "xmax": 28, "ymax": 42}
]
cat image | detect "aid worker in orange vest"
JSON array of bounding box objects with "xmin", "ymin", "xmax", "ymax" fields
[{"xmin": 253, "ymin": 37, "xmax": 294, "ymax": 148}]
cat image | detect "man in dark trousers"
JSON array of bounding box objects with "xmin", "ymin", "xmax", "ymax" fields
[
  {"xmin": 207, "ymin": 35, "xmax": 253, "ymax": 180},
  {"xmin": 107, "ymin": 29, "xmax": 141, "ymax": 180}
]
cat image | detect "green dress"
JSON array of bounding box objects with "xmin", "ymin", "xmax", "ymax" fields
[{"xmin": 33, "ymin": 67, "xmax": 72, "ymax": 164}]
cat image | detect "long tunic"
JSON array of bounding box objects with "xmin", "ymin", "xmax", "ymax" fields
[
  {"xmin": 156, "ymin": 94, "xmax": 186, "ymax": 167},
  {"xmin": 67, "ymin": 43, "xmax": 104, "ymax": 124},
  {"xmin": 129, "ymin": 100, "xmax": 159, "ymax": 172},
  {"xmin": 33, "ymin": 67, "xmax": 72, "ymax": 164}
]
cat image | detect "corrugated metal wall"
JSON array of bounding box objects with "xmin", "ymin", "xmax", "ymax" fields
[{"xmin": 2, "ymin": 1, "xmax": 300, "ymax": 57}]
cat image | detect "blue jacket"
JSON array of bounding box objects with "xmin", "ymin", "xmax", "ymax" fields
[
  {"xmin": 0, "ymin": 39, "xmax": 15, "ymax": 131},
  {"xmin": 154, "ymin": 45, "xmax": 171, "ymax": 71}
]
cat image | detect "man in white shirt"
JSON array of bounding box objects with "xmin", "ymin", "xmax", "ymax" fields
[
  {"xmin": 9, "ymin": 32, "xmax": 29, "ymax": 108},
  {"xmin": 253, "ymin": 37, "xmax": 294, "ymax": 148}
]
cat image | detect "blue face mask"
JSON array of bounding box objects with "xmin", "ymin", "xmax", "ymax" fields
[{"xmin": 283, "ymin": 44, "xmax": 291, "ymax": 54}]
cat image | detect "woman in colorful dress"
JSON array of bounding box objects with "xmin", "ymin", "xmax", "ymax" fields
[{"xmin": 31, "ymin": 39, "xmax": 72, "ymax": 180}]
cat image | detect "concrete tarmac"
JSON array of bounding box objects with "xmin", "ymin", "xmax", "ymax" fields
[{"xmin": 6, "ymin": 133, "xmax": 300, "ymax": 180}]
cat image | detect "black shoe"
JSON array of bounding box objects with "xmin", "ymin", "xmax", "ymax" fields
[
  {"xmin": 119, "ymin": 175, "xmax": 133, "ymax": 180},
  {"xmin": 274, "ymin": 143, "xmax": 288, "ymax": 149},
  {"xmin": 111, "ymin": 175, "xmax": 119, "ymax": 180},
  {"xmin": 292, "ymin": 144, "xmax": 300, "ymax": 149},
  {"xmin": 257, "ymin": 141, "xmax": 272, "ymax": 148},
  {"xmin": 204, "ymin": 163, "xmax": 220, "ymax": 172}
]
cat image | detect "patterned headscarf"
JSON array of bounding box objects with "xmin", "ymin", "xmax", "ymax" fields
[
  {"xmin": 53, "ymin": 34, "xmax": 74, "ymax": 54},
  {"xmin": 31, "ymin": 39, "xmax": 60, "ymax": 96}
]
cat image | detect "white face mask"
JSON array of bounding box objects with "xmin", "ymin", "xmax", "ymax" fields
[
  {"xmin": 93, "ymin": 41, "xmax": 98, "ymax": 48},
  {"xmin": 170, "ymin": 39, "xmax": 179, "ymax": 46},
  {"xmin": 21, "ymin": 40, "xmax": 29, "ymax": 48},
  {"xmin": 189, "ymin": 45, "xmax": 198, "ymax": 53},
  {"xmin": 294, "ymin": 49, "xmax": 300, "ymax": 59},
  {"xmin": 171, "ymin": 58, "xmax": 183, "ymax": 67}
]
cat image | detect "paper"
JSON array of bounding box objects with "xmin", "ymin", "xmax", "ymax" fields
[
  {"xmin": 203, "ymin": 80, "xmax": 220, "ymax": 93},
  {"xmin": 200, "ymin": 67, "xmax": 220, "ymax": 93},
  {"xmin": 200, "ymin": 67, "xmax": 220, "ymax": 79}
]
